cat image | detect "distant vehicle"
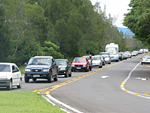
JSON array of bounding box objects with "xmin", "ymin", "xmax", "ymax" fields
[
  {"xmin": 105, "ymin": 43, "xmax": 119, "ymax": 62},
  {"xmin": 55, "ymin": 59, "xmax": 72, "ymax": 77},
  {"xmin": 102, "ymin": 55, "xmax": 111, "ymax": 64},
  {"xmin": 99, "ymin": 55, "xmax": 105, "ymax": 65},
  {"xmin": 124, "ymin": 51, "xmax": 132, "ymax": 58},
  {"xmin": 119, "ymin": 52, "xmax": 124, "ymax": 60},
  {"xmin": 92, "ymin": 55, "xmax": 103, "ymax": 68},
  {"xmin": 0, "ymin": 63, "xmax": 22, "ymax": 90},
  {"xmin": 71, "ymin": 57, "xmax": 90, "ymax": 72},
  {"xmin": 24, "ymin": 56, "xmax": 58, "ymax": 83},
  {"xmin": 100, "ymin": 52, "xmax": 110, "ymax": 56},
  {"xmin": 141, "ymin": 56, "xmax": 150, "ymax": 65}
]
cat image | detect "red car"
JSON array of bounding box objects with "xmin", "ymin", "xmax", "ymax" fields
[{"xmin": 71, "ymin": 57, "xmax": 89, "ymax": 72}]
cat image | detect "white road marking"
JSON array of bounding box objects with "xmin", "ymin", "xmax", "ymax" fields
[
  {"xmin": 121, "ymin": 62, "xmax": 150, "ymax": 99},
  {"xmin": 46, "ymin": 94, "xmax": 83, "ymax": 113},
  {"xmin": 136, "ymin": 77, "xmax": 148, "ymax": 81},
  {"xmin": 101, "ymin": 76, "xmax": 110, "ymax": 78}
]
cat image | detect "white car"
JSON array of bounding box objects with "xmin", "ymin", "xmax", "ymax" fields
[
  {"xmin": 141, "ymin": 56, "xmax": 150, "ymax": 65},
  {"xmin": 0, "ymin": 63, "xmax": 22, "ymax": 89},
  {"xmin": 92, "ymin": 56, "xmax": 103, "ymax": 68}
]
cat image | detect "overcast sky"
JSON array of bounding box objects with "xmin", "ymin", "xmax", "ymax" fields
[{"xmin": 91, "ymin": 0, "xmax": 131, "ymax": 28}]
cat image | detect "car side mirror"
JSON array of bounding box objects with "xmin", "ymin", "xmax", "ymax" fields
[{"xmin": 24, "ymin": 62, "xmax": 28, "ymax": 66}]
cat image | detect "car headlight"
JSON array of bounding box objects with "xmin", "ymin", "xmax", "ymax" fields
[
  {"xmin": 72, "ymin": 65, "xmax": 75, "ymax": 67},
  {"xmin": 60, "ymin": 67, "xmax": 66, "ymax": 70},
  {"xmin": 43, "ymin": 69, "xmax": 50, "ymax": 72},
  {"xmin": 25, "ymin": 69, "xmax": 31, "ymax": 72},
  {"xmin": 0, "ymin": 76, "xmax": 8, "ymax": 79},
  {"xmin": 83, "ymin": 65, "xmax": 86, "ymax": 67}
]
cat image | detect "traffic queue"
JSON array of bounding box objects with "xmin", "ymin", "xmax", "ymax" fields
[{"xmin": 0, "ymin": 48, "xmax": 147, "ymax": 90}]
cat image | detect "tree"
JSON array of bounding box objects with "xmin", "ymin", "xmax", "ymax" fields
[{"xmin": 123, "ymin": 0, "xmax": 150, "ymax": 46}]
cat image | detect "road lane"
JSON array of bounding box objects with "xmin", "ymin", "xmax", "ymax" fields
[{"xmin": 50, "ymin": 54, "xmax": 150, "ymax": 113}]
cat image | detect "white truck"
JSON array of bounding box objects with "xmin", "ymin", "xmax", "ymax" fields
[{"xmin": 105, "ymin": 43, "xmax": 119, "ymax": 62}]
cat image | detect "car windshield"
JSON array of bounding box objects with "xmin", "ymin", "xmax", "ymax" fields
[
  {"xmin": 100, "ymin": 53, "xmax": 109, "ymax": 55},
  {"xmin": 28, "ymin": 58, "xmax": 52, "ymax": 65},
  {"xmin": 93, "ymin": 57, "xmax": 100, "ymax": 60},
  {"xmin": 106, "ymin": 47, "xmax": 118, "ymax": 55},
  {"xmin": 56, "ymin": 60, "xmax": 67, "ymax": 66},
  {"xmin": 0, "ymin": 64, "xmax": 11, "ymax": 72},
  {"xmin": 74, "ymin": 58, "xmax": 86, "ymax": 62},
  {"xmin": 144, "ymin": 56, "xmax": 150, "ymax": 59}
]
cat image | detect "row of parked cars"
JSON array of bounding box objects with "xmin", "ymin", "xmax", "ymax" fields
[{"xmin": 0, "ymin": 49, "xmax": 147, "ymax": 90}]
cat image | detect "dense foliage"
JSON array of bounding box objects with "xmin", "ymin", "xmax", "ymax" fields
[
  {"xmin": 123, "ymin": 0, "xmax": 150, "ymax": 48},
  {"xmin": 0, "ymin": 0, "xmax": 143, "ymax": 65}
]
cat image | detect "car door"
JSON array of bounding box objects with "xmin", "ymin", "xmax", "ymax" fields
[{"xmin": 11, "ymin": 65, "xmax": 19, "ymax": 85}]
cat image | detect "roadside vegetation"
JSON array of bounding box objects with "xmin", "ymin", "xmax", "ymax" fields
[
  {"xmin": 0, "ymin": 0, "xmax": 144, "ymax": 67},
  {"xmin": 0, "ymin": 91, "xmax": 66, "ymax": 113}
]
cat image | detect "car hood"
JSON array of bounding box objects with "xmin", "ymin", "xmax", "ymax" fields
[
  {"xmin": 0, "ymin": 72, "xmax": 11, "ymax": 76},
  {"xmin": 92, "ymin": 60, "xmax": 100, "ymax": 63},
  {"xmin": 72, "ymin": 62, "xmax": 87, "ymax": 65},
  {"xmin": 26, "ymin": 65, "xmax": 50, "ymax": 69}
]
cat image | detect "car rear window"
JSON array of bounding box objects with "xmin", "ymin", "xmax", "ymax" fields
[
  {"xmin": 93, "ymin": 57, "xmax": 100, "ymax": 60},
  {"xmin": 0, "ymin": 64, "xmax": 11, "ymax": 72},
  {"xmin": 74, "ymin": 58, "xmax": 86, "ymax": 62},
  {"xmin": 56, "ymin": 60, "xmax": 67, "ymax": 66}
]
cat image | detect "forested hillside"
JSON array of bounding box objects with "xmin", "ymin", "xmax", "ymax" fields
[{"xmin": 0, "ymin": 0, "xmax": 144, "ymax": 65}]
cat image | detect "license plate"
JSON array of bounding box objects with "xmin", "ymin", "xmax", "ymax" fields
[
  {"xmin": 76, "ymin": 67, "xmax": 81, "ymax": 69},
  {"xmin": 33, "ymin": 75, "xmax": 40, "ymax": 77}
]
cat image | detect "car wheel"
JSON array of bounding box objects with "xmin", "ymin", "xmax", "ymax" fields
[
  {"xmin": 141, "ymin": 62, "xmax": 143, "ymax": 65},
  {"xmin": 54, "ymin": 74, "xmax": 58, "ymax": 81},
  {"xmin": 48, "ymin": 75, "xmax": 52, "ymax": 83},
  {"xmin": 7, "ymin": 80, "xmax": 12, "ymax": 90},
  {"xmin": 17, "ymin": 79, "xmax": 22, "ymax": 88},
  {"xmin": 65, "ymin": 72, "xmax": 68, "ymax": 77},
  {"xmin": 33, "ymin": 78, "xmax": 36, "ymax": 82},
  {"xmin": 69, "ymin": 72, "xmax": 72, "ymax": 77},
  {"xmin": 25, "ymin": 77, "xmax": 29, "ymax": 83}
]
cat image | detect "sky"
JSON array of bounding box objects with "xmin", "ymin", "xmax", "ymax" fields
[{"xmin": 90, "ymin": 0, "xmax": 131, "ymax": 28}]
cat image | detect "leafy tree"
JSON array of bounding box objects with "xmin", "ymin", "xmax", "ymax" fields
[{"xmin": 123, "ymin": 0, "xmax": 150, "ymax": 46}]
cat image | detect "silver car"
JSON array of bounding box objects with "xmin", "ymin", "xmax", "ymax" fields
[{"xmin": 102, "ymin": 55, "xmax": 111, "ymax": 64}]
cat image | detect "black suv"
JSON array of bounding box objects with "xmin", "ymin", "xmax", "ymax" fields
[{"xmin": 24, "ymin": 56, "xmax": 58, "ymax": 83}]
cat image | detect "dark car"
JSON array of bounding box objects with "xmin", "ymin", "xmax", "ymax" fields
[
  {"xmin": 71, "ymin": 57, "xmax": 90, "ymax": 72},
  {"xmin": 24, "ymin": 56, "xmax": 58, "ymax": 83},
  {"xmin": 55, "ymin": 59, "xmax": 72, "ymax": 77}
]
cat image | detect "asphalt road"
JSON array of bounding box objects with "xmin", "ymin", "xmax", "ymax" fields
[
  {"xmin": 1, "ymin": 53, "xmax": 150, "ymax": 113},
  {"xmin": 50, "ymin": 53, "xmax": 150, "ymax": 113}
]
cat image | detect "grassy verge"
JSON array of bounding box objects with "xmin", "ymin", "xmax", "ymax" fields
[
  {"xmin": 146, "ymin": 52, "xmax": 150, "ymax": 56},
  {"xmin": 19, "ymin": 65, "xmax": 26, "ymax": 74},
  {"xmin": 0, "ymin": 91, "xmax": 66, "ymax": 113}
]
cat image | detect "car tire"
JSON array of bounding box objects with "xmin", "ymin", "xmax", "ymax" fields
[
  {"xmin": 48, "ymin": 75, "xmax": 52, "ymax": 83},
  {"xmin": 69, "ymin": 72, "xmax": 72, "ymax": 77},
  {"xmin": 25, "ymin": 77, "xmax": 29, "ymax": 83},
  {"xmin": 7, "ymin": 80, "xmax": 12, "ymax": 90},
  {"xmin": 17, "ymin": 79, "xmax": 22, "ymax": 88},
  {"xmin": 54, "ymin": 74, "xmax": 58, "ymax": 81},
  {"xmin": 33, "ymin": 78, "xmax": 36, "ymax": 82},
  {"xmin": 141, "ymin": 62, "xmax": 143, "ymax": 65},
  {"xmin": 65, "ymin": 73, "xmax": 68, "ymax": 77}
]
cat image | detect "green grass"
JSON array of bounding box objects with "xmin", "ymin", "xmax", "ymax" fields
[
  {"xmin": 19, "ymin": 65, "xmax": 26, "ymax": 74},
  {"xmin": 146, "ymin": 52, "xmax": 150, "ymax": 56},
  {"xmin": 0, "ymin": 91, "xmax": 66, "ymax": 113}
]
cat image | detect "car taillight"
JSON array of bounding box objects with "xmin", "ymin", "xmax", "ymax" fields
[{"xmin": 142, "ymin": 59, "xmax": 143, "ymax": 61}]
